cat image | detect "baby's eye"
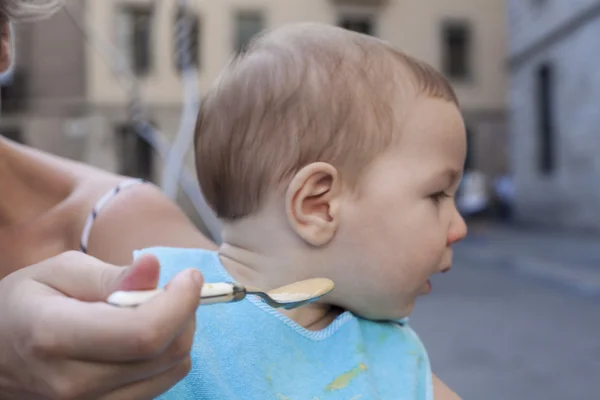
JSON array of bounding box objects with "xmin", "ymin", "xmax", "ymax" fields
[{"xmin": 430, "ymin": 191, "xmax": 451, "ymax": 205}]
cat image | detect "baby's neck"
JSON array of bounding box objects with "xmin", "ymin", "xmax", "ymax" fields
[{"xmin": 218, "ymin": 243, "xmax": 340, "ymax": 331}]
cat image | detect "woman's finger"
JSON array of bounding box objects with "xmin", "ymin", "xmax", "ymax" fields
[
  {"xmin": 37, "ymin": 319, "xmax": 196, "ymax": 400},
  {"xmin": 31, "ymin": 268, "xmax": 202, "ymax": 362},
  {"xmin": 98, "ymin": 357, "xmax": 192, "ymax": 400}
]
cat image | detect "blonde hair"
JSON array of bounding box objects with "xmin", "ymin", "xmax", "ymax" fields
[
  {"xmin": 0, "ymin": 0, "xmax": 63, "ymax": 21},
  {"xmin": 195, "ymin": 23, "xmax": 458, "ymax": 220}
]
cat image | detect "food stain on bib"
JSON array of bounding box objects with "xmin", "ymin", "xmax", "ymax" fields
[{"xmin": 325, "ymin": 363, "xmax": 368, "ymax": 392}]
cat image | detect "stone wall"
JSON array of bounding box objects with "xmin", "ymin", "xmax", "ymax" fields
[{"xmin": 509, "ymin": 0, "xmax": 600, "ymax": 231}]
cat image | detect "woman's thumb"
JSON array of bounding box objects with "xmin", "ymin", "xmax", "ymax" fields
[
  {"xmin": 29, "ymin": 252, "xmax": 161, "ymax": 302},
  {"xmin": 112, "ymin": 254, "xmax": 161, "ymax": 292}
]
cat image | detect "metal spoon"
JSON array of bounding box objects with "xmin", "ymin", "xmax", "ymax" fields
[{"xmin": 107, "ymin": 278, "xmax": 335, "ymax": 310}]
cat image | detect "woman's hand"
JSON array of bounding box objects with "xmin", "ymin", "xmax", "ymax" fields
[{"xmin": 0, "ymin": 251, "xmax": 203, "ymax": 400}]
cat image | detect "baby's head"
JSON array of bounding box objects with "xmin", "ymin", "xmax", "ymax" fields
[{"xmin": 195, "ymin": 23, "xmax": 468, "ymax": 321}]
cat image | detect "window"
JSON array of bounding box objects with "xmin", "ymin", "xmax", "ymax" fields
[
  {"xmin": 0, "ymin": 126, "xmax": 23, "ymax": 144},
  {"xmin": 338, "ymin": 15, "xmax": 375, "ymax": 35},
  {"xmin": 115, "ymin": 123, "xmax": 154, "ymax": 180},
  {"xmin": 442, "ymin": 21, "xmax": 471, "ymax": 80},
  {"xmin": 174, "ymin": 9, "xmax": 201, "ymax": 71},
  {"xmin": 0, "ymin": 69, "xmax": 27, "ymax": 114},
  {"xmin": 235, "ymin": 11, "xmax": 264, "ymax": 52},
  {"xmin": 464, "ymin": 127, "xmax": 474, "ymax": 171},
  {"xmin": 536, "ymin": 63, "xmax": 555, "ymax": 175},
  {"xmin": 116, "ymin": 5, "xmax": 154, "ymax": 76}
]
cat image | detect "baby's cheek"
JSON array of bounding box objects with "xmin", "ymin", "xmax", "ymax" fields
[{"xmin": 372, "ymin": 266, "xmax": 413, "ymax": 295}]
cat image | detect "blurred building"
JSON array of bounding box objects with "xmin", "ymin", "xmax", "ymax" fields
[
  {"xmin": 0, "ymin": 0, "xmax": 508, "ymax": 225},
  {"xmin": 509, "ymin": 0, "xmax": 600, "ymax": 231},
  {"xmin": 0, "ymin": 0, "xmax": 88, "ymax": 163}
]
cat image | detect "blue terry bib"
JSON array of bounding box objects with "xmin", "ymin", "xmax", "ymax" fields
[{"xmin": 134, "ymin": 247, "xmax": 434, "ymax": 400}]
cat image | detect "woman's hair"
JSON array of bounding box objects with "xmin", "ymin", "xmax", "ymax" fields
[{"xmin": 0, "ymin": 0, "xmax": 63, "ymax": 21}]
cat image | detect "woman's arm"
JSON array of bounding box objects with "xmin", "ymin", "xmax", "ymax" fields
[{"xmin": 85, "ymin": 182, "xmax": 218, "ymax": 266}]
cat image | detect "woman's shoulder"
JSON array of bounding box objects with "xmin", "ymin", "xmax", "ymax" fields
[
  {"xmin": 67, "ymin": 169, "xmax": 216, "ymax": 265},
  {"xmin": 8, "ymin": 142, "xmax": 215, "ymax": 264}
]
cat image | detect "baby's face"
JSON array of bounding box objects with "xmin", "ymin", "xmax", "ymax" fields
[{"xmin": 328, "ymin": 97, "xmax": 468, "ymax": 320}]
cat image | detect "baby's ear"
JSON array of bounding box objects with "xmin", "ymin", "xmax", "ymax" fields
[{"xmin": 285, "ymin": 162, "xmax": 342, "ymax": 246}]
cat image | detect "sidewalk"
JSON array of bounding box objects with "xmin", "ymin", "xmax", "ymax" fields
[{"xmin": 454, "ymin": 222, "xmax": 600, "ymax": 296}]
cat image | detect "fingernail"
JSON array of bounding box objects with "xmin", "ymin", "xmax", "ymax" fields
[{"xmin": 191, "ymin": 270, "xmax": 203, "ymax": 286}]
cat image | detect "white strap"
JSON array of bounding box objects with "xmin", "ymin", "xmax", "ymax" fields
[{"xmin": 80, "ymin": 178, "xmax": 146, "ymax": 253}]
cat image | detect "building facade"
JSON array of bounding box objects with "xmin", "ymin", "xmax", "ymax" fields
[
  {"xmin": 1, "ymin": 0, "xmax": 508, "ymax": 230},
  {"xmin": 0, "ymin": 0, "xmax": 87, "ymax": 160},
  {"xmin": 509, "ymin": 0, "xmax": 600, "ymax": 231}
]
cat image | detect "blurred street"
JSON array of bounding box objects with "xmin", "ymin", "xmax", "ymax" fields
[{"xmin": 411, "ymin": 223, "xmax": 600, "ymax": 400}]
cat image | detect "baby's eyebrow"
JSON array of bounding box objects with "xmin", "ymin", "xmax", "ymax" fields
[
  {"xmin": 441, "ymin": 168, "xmax": 462, "ymax": 185},
  {"xmin": 425, "ymin": 167, "xmax": 462, "ymax": 188}
]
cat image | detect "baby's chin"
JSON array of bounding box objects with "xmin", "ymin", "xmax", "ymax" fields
[{"xmin": 351, "ymin": 301, "xmax": 415, "ymax": 322}]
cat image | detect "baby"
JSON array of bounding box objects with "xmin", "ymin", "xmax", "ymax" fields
[{"xmin": 140, "ymin": 22, "xmax": 466, "ymax": 400}]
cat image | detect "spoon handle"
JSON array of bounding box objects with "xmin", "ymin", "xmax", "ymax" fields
[{"xmin": 106, "ymin": 282, "xmax": 246, "ymax": 307}]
